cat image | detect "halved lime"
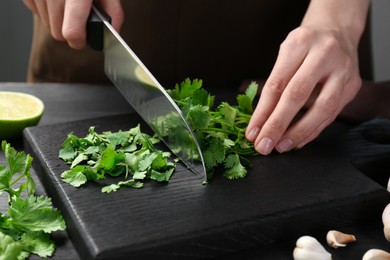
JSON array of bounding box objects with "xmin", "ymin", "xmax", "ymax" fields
[{"xmin": 0, "ymin": 91, "xmax": 44, "ymax": 140}]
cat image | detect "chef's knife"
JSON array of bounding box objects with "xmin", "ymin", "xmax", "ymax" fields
[{"xmin": 87, "ymin": 5, "xmax": 206, "ymax": 181}]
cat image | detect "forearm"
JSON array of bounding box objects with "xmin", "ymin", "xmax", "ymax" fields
[{"xmin": 301, "ymin": 0, "xmax": 371, "ymax": 45}]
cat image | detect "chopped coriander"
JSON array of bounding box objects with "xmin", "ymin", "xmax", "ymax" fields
[{"xmin": 59, "ymin": 125, "xmax": 175, "ymax": 193}]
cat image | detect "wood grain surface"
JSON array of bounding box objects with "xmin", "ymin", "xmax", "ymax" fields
[{"xmin": 23, "ymin": 113, "xmax": 389, "ymax": 260}]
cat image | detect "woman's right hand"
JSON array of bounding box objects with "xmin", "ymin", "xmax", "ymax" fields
[{"xmin": 23, "ymin": 0, "xmax": 124, "ymax": 49}]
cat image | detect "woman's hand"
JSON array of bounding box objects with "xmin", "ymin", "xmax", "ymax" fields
[
  {"xmin": 246, "ymin": 0, "xmax": 370, "ymax": 155},
  {"xmin": 23, "ymin": 0, "xmax": 124, "ymax": 49}
]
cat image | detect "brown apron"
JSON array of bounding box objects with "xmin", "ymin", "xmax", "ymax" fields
[{"xmin": 27, "ymin": 0, "xmax": 310, "ymax": 89}]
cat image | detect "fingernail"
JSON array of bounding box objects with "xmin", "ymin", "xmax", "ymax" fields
[
  {"xmin": 247, "ymin": 127, "xmax": 260, "ymax": 141},
  {"xmin": 257, "ymin": 137, "xmax": 273, "ymax": 155},
  {"xmin": 276, "ymin": 138, "xmax": 293, "ymax": 153}
]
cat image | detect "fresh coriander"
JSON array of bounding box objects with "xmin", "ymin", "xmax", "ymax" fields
[
  {"xmin": 59, "ymin": 79, "xmax": 259, "ymax": 189},
  {"xmin": 0, "ymin": 141, "xmax": 66, "ymax": 259},
  {"xmin": 59, "ymin": 125, "xmax": 175, "ymax": 193},
  {"xmin": 166, "ymin": 78, "xmax": 258, "ymax": 180}
]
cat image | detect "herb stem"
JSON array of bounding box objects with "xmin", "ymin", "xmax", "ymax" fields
[
  {"xmin": 237, "ymin": 112, "xmax": 252, "ymax": 119},
  {"xmin": 8, "ymin": 173, "xmax": 26, "ymax": 188},
  {"xmin": 204, "ymin": 127, "xmax": 237, "ymax": 136}
]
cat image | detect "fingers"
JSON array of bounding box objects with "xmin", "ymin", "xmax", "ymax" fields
[
  {"xmin": 24, "ymin": 0, "xmax": 50, "ymax": 26},
  {"xmin": 23, "ymin": 0, "xmax": 39, "ymax": 17},
  {"xmin": 276, "ymin": 78, "xmax": 344, "ymax": 153},
  {"xmin": 62, "ymin": 0, "xmax": 93, "ymax": 49},
  {"xmin": 98, "ymin": 0, "xmax": 124, "ymax": 32},
  {"xmin": 47, "ymin": 1, "xmax": 65, "ymax": 41},
  {"xmin": 291, "ymin": 75, "xmax": 361, "ymax": 151},
  {"xmin": 246, "ymin": 30, "xmax": 310, "ymax": 144},
  {"xmin": 62, "ymin": 0, "xmax": 123, "ymax": 49},
  {"xmin": 251, "ymin": 58, "xmax": 323, "ymax": 155},
  {"xmin": 246, "ymin": 27, "xmax": 362, "ymax": 155},
  {"xmin": 247, "ymin": 28, "xmax": 322, "ymax": 154},
  {"xmin": 247, "ymin": 37, "xmax": 308, "ymax": 135},
  {"xmin": 24, "ymin": 0, "xmax": 124, "ymax": 49}
]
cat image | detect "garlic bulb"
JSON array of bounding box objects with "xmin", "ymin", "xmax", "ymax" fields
[
  {"xmin": 362, "ymin": 249, "xmax": 390, "ymax": 260},
  {"xmin": 382, "ymin": 203, "xmax": 390, "ymax": 242},
  {"xmin": 293, "ymin": 236, "xmax": 332, "ymax": 260},
  {"xmin": 326, "ymin": 230, "xmax": 356, "ymax": 248}
]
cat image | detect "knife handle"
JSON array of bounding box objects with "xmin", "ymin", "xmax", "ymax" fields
[{"xmin": 87, "ymin": 5, "xmax": 111, "ymax": 51}]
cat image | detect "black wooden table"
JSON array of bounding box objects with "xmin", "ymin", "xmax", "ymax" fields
[{"xmin": 0, "ymin": 83, "xmax": 389, "ymax": 260}]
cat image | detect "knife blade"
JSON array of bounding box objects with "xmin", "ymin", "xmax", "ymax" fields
[{"xmin": 87, "ymin": 5, "xmax": 206, "ymax": 181}]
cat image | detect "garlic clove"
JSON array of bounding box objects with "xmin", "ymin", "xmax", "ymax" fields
[
  {"xmin": 362, "ymin": 249, "xmax": 390, "ymax": 260},
  {"xmin": 385, "ymin": 226, "xmax": 390, "ymax": 243},
  {"xmin": 382, "ymin": 203, "xmax": 390, "ymax": 242},
  {"xmin": 326, "ymin": 230, "xmax": 356, "ymax": 248},
  {"xmin": 293, "ymin": 236, "xmax": 332, "ymax": 260},
  {"xmin": 387, "ymin": 176, "xmax": 390, "ymax": 193}
]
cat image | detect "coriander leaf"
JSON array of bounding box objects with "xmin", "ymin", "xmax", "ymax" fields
[
  {"xmin": 237, "ymin": 95, "xmax": 252, "ymax": 115},
  {"xmin": 168, "ymin": 78, "xmax": 203, "ymax": 100},
  {"xmin": 187, "ymin": 105, "xmax": 210, "ymax": 129},
  {"xmin": 105, "ymin": 130, "xmax": 130, "ymax": 147},
  {"xmin": 70, "ymin": 153, "xmax": 88, "ymax": 169},
  {"xmin": 138, "ymin": 152, "xmax": 158, "ymax": 171},
  {"xmin": 2, "ymin": 141, "xmax": 27, "ymax": 175},
  {"xmin": 98, "ymin": 145, "xmax": 117, "ymax": 171},
  {"xmin": 19, "ymin": 231, "xmax": 55, "ymax": 258},
  {"xmin": 25, "ymin": 174, "xmax": 36, "ymax": 196},
  {"xmin": 58, "ymin": 142, "xmax": 75, "ymax": 162},
  {"xmin": 223, "ymin": 138, "xmax": 235, "ymax": 148},
  {"xmin": 125, "ymin": 153, "xmax": 141, "ymax": 173},
  {"xmin": 0, "ymin": 141, "xmax": 35, "ymax": 197},
  {"xmin": 0, "ymin": 231, "xmax": 25, "ymax": 260},
  {"xmin": 106, "ymin": 165, "xmax": 125, "ymax": 177},
  {"xmin": 101, "ymin": 179, "xmax": 143, "ymax": 193},
  {"xmin": 83, "ymin": 146, "xmax": 99, "ymax": 156},
  {"xmin": 203, "ymin": 137, "xmax": 226, "ymax": 170},
  {"xmin": 218, "ymin": 102, "xmax": 237, "ymax": 126},
  {"xmin": 101, "ymin": 184, "xmax": 120, "ymax": 193},
  {"xmin": 237, "ymin": 81, "xmax": 258, "ymax": 114},
  {"xmin": 129, "ymin": 124, "xmax": 142, "ymax": 136},
  {"xmin": 133, "ymin": 171, "xmax": 147, "ymax": 180},
  {"xmin": 120, "ymin": 143, "xmax": 138, "ymax": 153},
  {"xmin": 0, "ymin": 165, "xmax": 10, "ymax": 189},
  {"xmin": 151, "ymin": 152, "xmax": 168, "ymax": 170},
  {"xmin": 61, "ymin": 166, "xmax": 88, "ymax": 187},
  {"xmin": 192, "ymin": 88, "xmax": 215, "ymax": 107},
  {"xmin": 223, "ymin": 154, "xmax": 247, "ymax": 180},
  {"xmin": 117, "ymin": 179, "xmax": 143, "ymax": 189},
  {"xmin": 6, "ymin": 195, "xmax": 66, "ymax": 234},
  {"xmin": 150, "ymin": 168, "xmax": 174, "ymax": 182},
  {"xmin": 246, "ymin": 81, "xmax": 258, "ymax": 100}
]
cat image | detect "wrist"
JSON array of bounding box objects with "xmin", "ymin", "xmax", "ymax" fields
[{"xmin": 301, "ymin": 0, "xmax": 370, "ymax": 46}]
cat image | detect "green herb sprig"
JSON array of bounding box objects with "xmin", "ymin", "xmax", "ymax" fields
[
  {"xmin": 167, "ymin": 78, "xmax": 259, "ymax": 180},
  {"xmin": 0, "ymin": 141, "xmax": 66, "ymax": 259}
]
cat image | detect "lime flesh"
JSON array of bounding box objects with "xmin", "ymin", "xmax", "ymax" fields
[{"xmin": 0, "ymin": 92, "xmax": 44, "ymax": 140}]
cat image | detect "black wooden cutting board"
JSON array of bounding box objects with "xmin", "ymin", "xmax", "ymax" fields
[{"xmin": 23, "ymin": 114, "xmax": 389, "ymax": 260}]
